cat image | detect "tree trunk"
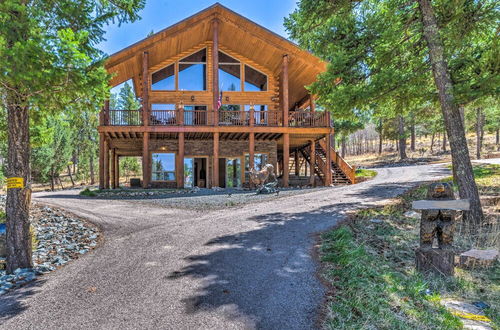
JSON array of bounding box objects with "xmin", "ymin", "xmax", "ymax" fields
[
  {"xmin": 88, "ymin": 132, "xmax": 96, "ymax": 185},
  {"xmin": 50, "ymin": 167, "xmax": 55, "ymax": 191},
  {"xmin": 398, "ymin": 115, "xmax": 407, "ymax": 160},
  {"xmin": 442, "ymin": 130, "xmax": 447, "ymax": 152},
  {"xmin": 410, "ymin": 121, "xmax": 416, "ymax": 152},
  {"xmin": 378, "ymin": 119, "xmax": 383, "ymax": 154},
  {"xmin": 496, "ymin": 128, "xmax": 499, "ymax": 145},
  {"xmin": 67, "ymin": 165, "xmax": 75, "ymax": 187},
  {"xmin": 418, "ymin": 0, "xmax": 484, "ymax": 228},
  {"xmin": 6, "ymin": 98, "xmax": 33, "ymax": 273},
  {"xmin": 430, "ymin": 132, "xmax": 435, "ymax": 152},
  {"xmin": 341, "ymin": 136, "xmax": 346, "ymax": 158}
]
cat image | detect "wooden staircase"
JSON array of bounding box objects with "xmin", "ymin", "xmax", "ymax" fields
[{"xmin": 298, "ymin": 138, "xmax": 356, "ymax": 185}]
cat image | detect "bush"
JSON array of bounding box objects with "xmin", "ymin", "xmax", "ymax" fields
[{"xmin": 80, "ymin": 188, "xmax": 97, "ymax": 197}]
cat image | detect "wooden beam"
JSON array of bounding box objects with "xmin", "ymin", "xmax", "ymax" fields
[
  {"xmin": 177, "ymin": 132, "xmax": 185, "ymax": 188},
  {"xmin": 142, "ymin": 51, "xmax": 149, "ymax": 126},
  {"xmin": 310, "ymin": 140, "xmax": 316, "ymax": 187},
  {"xmin": 111, "ymin": 148, "xmax": 116, "ymax": 189},
  {"xmin": 249, "ymin": 132, "xmax": 255, "ymax": 174},
  {"xmin": 213, "ymin": 132, "xmax": 219, "ymax": 187},
  {"xmin": 212, "ymin": 19, "xmax": 219, "ymax": 125},
  {"xmin": 282, "ymin": 55, "xmax": 289, "ymax": 127},
  {"xmin": 98, "ymin": 125, "xmax": 333, "ymax": 135},
  {"xmin": 142, "ymin": 132, "xmax": 150, "ymax": 188},
  {"xmin": 310, "ymin": 94, "xmax": 315, "ymax": 112},
  {"xmin": 294, "ymin": 150, "xmax": 300, "ymax": 176},
  {"xmin": 115, "ymin": 155, "xmax": 120, "ymax": 188},
  {"xmin": 104, "ymin": 138, "xmax": 110, "ymax": 189},
  {"xmin": 283, "ymin": 133, "xmax": 289, "ymax": 187},
  {"xmin": 99, "ymin": 133, "xmax": 105, "ymax": 189},
  {"xmin": 325, "ymin": 135, "xmax": 332, "ymax": 186}
]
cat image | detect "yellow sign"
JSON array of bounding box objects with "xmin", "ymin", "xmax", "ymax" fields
[{"xmin": 7, "ymin": 177, "xmax": 24, "ymax": 189}]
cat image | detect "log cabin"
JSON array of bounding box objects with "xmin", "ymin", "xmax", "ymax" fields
[{"xmin": 98, "ymin": 3, "xmax": 355, "ymax": 190}]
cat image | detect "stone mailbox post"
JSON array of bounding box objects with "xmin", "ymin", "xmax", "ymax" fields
[{"xmin": 412, "ymin": 182, "xmax": 469, "ymax": 276}]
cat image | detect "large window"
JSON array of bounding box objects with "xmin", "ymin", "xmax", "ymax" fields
[
  {"xmin": 219, "ymin": 51, "xmax": 241, "ymax": 91},
  {"xmin": 245, "ymin": 153, "xmax": 269, "ymax": 171},
  {"xmin": 152, "ymin": 64, "xmax": 175, "ymax": 91},
  {"xmin": 179, "ymin": 49, "xmax": 207, "ymax": 91},
  {"xmin": 244, "ymin": 65, "xmax": 267, "ymax": 91},
  {"xmin": 151, "ymin": 153, "xmax": 175, "ymax": 181}
]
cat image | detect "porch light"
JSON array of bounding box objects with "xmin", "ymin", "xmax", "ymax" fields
[{"xmin": 191, "ymin": 95, "xmax": 195, "ymax": 101}]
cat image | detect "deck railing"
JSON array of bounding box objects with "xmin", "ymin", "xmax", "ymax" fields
[
  {"xmin": 109, "ymin": 109, "xmax": 142, "ymax": 126},
  {"xmin": 288, "ymin": 111, "xmax": 329, "ymax": 127},
  {"xmin": 104, "ymin": 109, "xmax": 330, "ymax": 128}
]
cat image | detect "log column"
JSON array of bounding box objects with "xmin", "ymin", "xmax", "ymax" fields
[
  {"xmin": 99, "ymin": 133, "xmax": 105, "ymax": 189},
  {"xmin": 142, "ymin": 51, "xmax": 149, "ymax": 126},
  {"xmin": 310, "ymin": 95, "xmax": 315, "ymax": 112},
  {"xmin": 283, "ymin": 133, "xmax": 290, "ymax": 187},
  {"xmin": 325, "ymin": 134, "xmax": 333, "ymax": 186},
  {"xmin": 111, "ymin": 148, "xmax": 116, "ymax": 189},
  {"xmin": 294, "ymin": 150, "xmax": 300, "ymax": 176},
  {"xmin": 212, "ymin": 19, "xmax": 219, "ymax": 126},
  {"xmin": 213, "ymin": 132, "xmax": 219, "ymax": 187},
  {"xmin": 177, "ymin": 132, "xmax": 185, "ymax": 188},
  {"xmin": 281, "ymin": 55, "xmax": 289, "ymax": 127},
  {"xmin": 249, "ymin": 132, "xmax": 255, "ymax": 186},
  {"xmin": 310, "ymin": 140, "xmax": 316, "ymax": 187},
  {"xmin": 115, "ymin": 155, "xmax": 120, "ymax": 188},
  {"xmin": 142, "ymin": 132, "xmax": 150, "ymax": 188}
]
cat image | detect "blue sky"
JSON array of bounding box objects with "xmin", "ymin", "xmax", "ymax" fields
[{"xmin": 98, "ymin": 0, "xmax": 298, "ymax": 55}]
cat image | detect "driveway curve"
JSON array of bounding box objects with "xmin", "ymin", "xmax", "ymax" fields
[{"xmin": 0, "ymin": 164, "xmax": 450, "ymax": 329}]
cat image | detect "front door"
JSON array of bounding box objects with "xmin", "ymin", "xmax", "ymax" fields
[{"xmin": 225, "ymin": 158, "xmax": 241, "ymax": 188}]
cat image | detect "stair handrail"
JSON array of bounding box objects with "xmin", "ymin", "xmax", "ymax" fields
[{"xmin": 318, "ymin": 139, "xmax": 356, "ymax": 184}]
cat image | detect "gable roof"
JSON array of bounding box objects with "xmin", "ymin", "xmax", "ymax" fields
[{"xmin": 106, "ymin": 3, "xmax": 327, "ymax": 107}]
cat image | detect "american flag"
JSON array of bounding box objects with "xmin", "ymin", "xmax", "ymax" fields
[{"xmin": 217, "ymin": 91, "xmax": 222, "ymax": 110}]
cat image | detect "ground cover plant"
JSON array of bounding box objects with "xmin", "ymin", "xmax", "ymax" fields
[{"xmin": 320, "ymin": 164, "xmax": 499, "ymax": 329}]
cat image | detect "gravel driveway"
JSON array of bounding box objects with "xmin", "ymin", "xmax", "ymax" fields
[{"xmin": 0, "ymin": 164, "xmax": 450, "ymax": 329}]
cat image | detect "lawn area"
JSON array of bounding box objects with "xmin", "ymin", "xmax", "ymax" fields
[
  {"xmin": 320, "ymin": 164, "xmax": 499, "ymax": 329},
  {"xmin": 355, "ymin": 169, "xmax": 377, "ymax": 182}
]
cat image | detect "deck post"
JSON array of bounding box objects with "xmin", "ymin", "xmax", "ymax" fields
[
  {"xmin": 213, "ymin": 132, "xmax": 219, "ymax": 187},
  {"xmin": 104, "ymin": 138, "xmax": 110, "ymax": 189},
  {"xmin": 282, "ymin": 54, "xmax": 289, "ymax": 127},
  {"xmin": 104, "ymin": 100, "xmax": 110, "ymax": 125},
  {"xmin": 142, "ymin": 51, "xmax": 149, "ymax": 126},
  {"xmin": 142, "ymin": 132, "xmax": 150, "ymax": 188},
  {"xmin": 212, "ymin": 19, "xmax": 219, "ymax": 126},
  {"xmin": 283, "ymin": 133, "xmax": 289, "ymax": 187},
  {"xmin": 115, "ymin": 155, "xmax": 120, "ymax": 188},
  {"xmin": 99, "ymin": 133, "xmax": 105, "ymax": 189},
  {"xmin": 177, "ymin": 132, "xmax": 185, "ymax": 188},
  {"xmin": 325, "ymin": 135, "xmax": 333, "ymax": 186},
  {"xmin": 310, "ymin": 95, "xmax": 315, "ymax": 113},
  {"xmin": 111, "ymin": 148, "xmax": 116, "ymax": 189},
  {"xmin": 310, "ymin": 139, "xmax": 316, "ymax": 187},
  {"xmin": 249, "ymin": 132, "xmax": 255, "ymax": 185},
  {"xmin": 294, "ymin": 150, "xmax": 300, "ymax": 176}
]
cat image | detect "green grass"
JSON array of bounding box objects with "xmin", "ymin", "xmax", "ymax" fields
[
  {"xmin": 79, "ymin": 188, "xmax": 97, "ymax": 197},
  {"xmin": 321, "ymin": 164, "xmax": 500, "ymax": 329},
  {"xmin": 355, "ymin": 169, "xmax": 377, "ymax": 179},
  {"xmin": 0, "ymin": 210, "xmax": 5, "ymax": 224}
]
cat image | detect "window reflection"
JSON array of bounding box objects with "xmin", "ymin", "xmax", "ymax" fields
[
  {"xmin": 152, "ymin": 64, "xmax": 175, "ymax": 91},
  {"xmin": 244, "ymin": 65, "xmax": 267, "ymax": 91},
  {"xmin": 152, "ymin": 153, "xmax": 176, "ymax": 181},
  {"xmin": 179, "ymin": 49, "xmax": 206, "ymax": 91},
  {"xmin": 219, "ymin": 51, "xmax": 241, "ymax": 91}
]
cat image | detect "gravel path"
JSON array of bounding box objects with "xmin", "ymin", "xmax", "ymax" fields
[{"xmin": 0, "ymin": 164, "xmax": 450, "ymax": 329}]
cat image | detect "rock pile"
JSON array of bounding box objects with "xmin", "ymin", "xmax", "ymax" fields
[{"xmin": 0, "ymin": 196, "xmax": 100, "ymax": 295}]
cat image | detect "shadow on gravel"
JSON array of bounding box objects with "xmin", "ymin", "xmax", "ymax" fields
[
  {"xmin": 165, "ymin": 198, "xmax": 391, "ymax": 328},
  {"xmin": 0, "ymin": 279, "xmax": 47, "ymax": 321}
]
